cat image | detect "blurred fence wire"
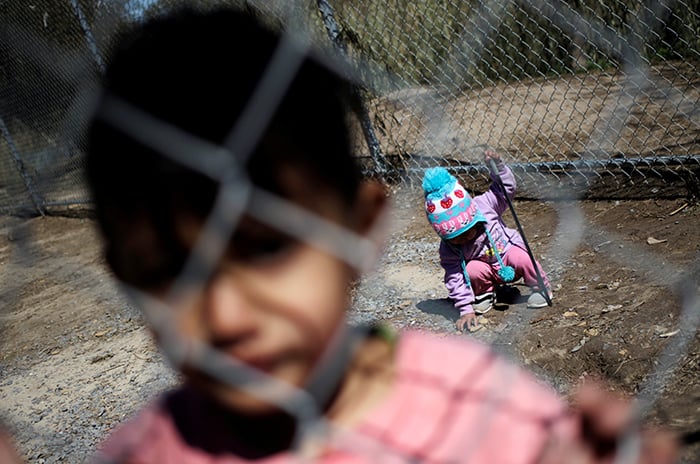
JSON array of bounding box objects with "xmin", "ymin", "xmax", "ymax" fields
[{"xmin": 0, "ymin": 0, "xmax": 699, "ymax": 463}]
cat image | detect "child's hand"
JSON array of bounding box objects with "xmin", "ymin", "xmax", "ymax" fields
[
  {"xmin": 456, "ymin": 313, "xmax": 479, "ymax": 332},
  {"xmin": 538, "ymin": 380, "xmax": 679, "ymax": 463},
  {"xmin": 484, "ymin": 149, "xmax": 502, "ymax": 164}
]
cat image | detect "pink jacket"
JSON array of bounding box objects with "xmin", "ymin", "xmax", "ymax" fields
[
  {"xmin": 439, "ymin": 163, "xmax": 526, "ymax": 315},
  {"xmin": 93, "ymin": 330, "xmax": 575, "ymax": 463}
]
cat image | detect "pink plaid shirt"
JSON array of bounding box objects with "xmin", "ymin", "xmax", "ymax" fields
[{"xmin": 94, "ymin": 330, "xmax": 576, "ymax": 463}]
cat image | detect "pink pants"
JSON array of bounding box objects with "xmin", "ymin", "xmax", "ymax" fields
[{"xmin": 466, "ymin": 245, "xmax": 550, "ymax": 295}]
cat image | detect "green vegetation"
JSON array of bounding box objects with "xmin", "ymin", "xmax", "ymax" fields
[{"xmin": 322, "ymin": 0, "xmax": 700, "ymax": 95}]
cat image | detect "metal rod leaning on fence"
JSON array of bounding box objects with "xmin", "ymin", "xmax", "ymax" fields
[{"xmin": 486, "ymin": 156, "xmax": 552, "ymax": 306}]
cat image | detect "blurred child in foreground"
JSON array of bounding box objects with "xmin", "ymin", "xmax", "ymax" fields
[
  {"xmin": 67, "ymin": 6, "xmax": 679, "ymax": 464},
  {"xmin": 423, "ymin": 151, "xmax": 553, "ymax": 332}
]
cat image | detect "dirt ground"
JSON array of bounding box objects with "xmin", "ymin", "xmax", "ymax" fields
[{"xmin": 0, "ymin": 191, "xmax": 698, "ymax": 463}]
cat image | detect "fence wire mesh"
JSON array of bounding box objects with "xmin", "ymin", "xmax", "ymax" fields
[
  {"xmin": 0, "ymin": 0, "xmax": 699, "ymax": 213},
  {"xmin": 0, "ymin": 0, "xmax": 698, "ymax": 463}
]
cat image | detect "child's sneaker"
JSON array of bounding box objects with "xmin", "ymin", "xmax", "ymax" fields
[
  {"xmin": 473, "ymin": 292, "xmax": 495, "ymax": 315},
  {"xmin": 527, "ymin": 291, "xmax": 552, "ymax": 308}
]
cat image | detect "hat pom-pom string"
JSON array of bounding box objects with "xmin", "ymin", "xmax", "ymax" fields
[{"xmin": 484, "ymin": 227, "xmax": 515, "ymax": 283}]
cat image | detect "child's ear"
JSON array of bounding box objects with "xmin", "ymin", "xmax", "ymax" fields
[
  {"xmin": 345, "ymin": 180, "xmax": 389, "ymax": 276},
  {"xmin": 353, "ymin": 180, "xmax": 389, "ymax": 236}
]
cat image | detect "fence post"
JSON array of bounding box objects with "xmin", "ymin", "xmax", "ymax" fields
[
  {"xmin": 0, "ymin": 116, "xmax": 46, "ymax": 216},
  {"xmin": 69, "ymin": 0, "xmax": 105, "ymax": 74},
  {"xmin": 316, "ymin": 0, "xmax": 388, "ymax": 176}
]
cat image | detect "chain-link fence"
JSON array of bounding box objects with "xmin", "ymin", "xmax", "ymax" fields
[
  {"xmin": 1, "ymin": 1, "xmax": 699, "ymax": 463},
  {"xmin": 1, "ymin": 0, "xmax": 699, "ymax": 216},
  {"xmin": 330, "ymin": 0, "xmax": 700, "ymax": 198}
]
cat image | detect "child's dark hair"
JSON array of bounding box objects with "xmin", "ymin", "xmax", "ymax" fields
[{"xmin": 86, "ymin": 7, "xmax": 363, "ymax": 285}]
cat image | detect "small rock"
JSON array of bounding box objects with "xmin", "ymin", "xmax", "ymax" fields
[
  {"xmin": 602, "ymin": 304, "xmax": 622, "ymax": 313},
  {"xmin": 659, "ymin": 329, "xmax": 680, "ymax": 338},
  {"xmin": 570, "ymin": 337, "xmax": 588, "ymax": 353},
  {"xmin": 647, "ymin": 236, "xmax": 667, "ymax": 245}
]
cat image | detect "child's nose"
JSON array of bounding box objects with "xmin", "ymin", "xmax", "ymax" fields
[{"xmin": 203, "ymin": 272, "xmax": 259, "ymax": 344}]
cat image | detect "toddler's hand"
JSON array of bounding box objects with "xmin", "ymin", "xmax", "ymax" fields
[
  {"xmin": 538, "ymin": 380, "xmax": 679, "ymax": 463},
  {"xmin": 484, "ymin": 149, "xmax": 502, "ymax": 164},
  {"xmin": 456, "ymin": 313, "xmax": 479, "ymax": 332}
]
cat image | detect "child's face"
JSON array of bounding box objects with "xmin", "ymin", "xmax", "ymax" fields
[
  {"xmin": 447, "ymin": 223, "xmax": 483, "ymax": 246},
  {"xmin": 130, "ymin": 172, "xmax": 385, "ymax": 415}
]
